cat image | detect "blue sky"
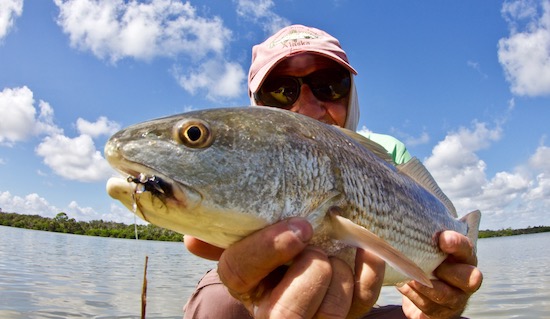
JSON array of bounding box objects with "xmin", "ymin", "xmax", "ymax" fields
[{"xmin": 1, "ymin": 0, "xmax": 549, "ymax": 230}]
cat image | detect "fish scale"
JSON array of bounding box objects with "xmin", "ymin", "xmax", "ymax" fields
[
  {"xmin": 315, "ymin": 127, "xmax": 449, "ymax": 282},
  {"xmin": 105, "ymin": 106, "xmax": 481, "ymax": 286}
]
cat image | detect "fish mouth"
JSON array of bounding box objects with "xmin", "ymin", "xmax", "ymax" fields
[
  {"xmin": 126, "ymin": 173, "xmax": 174, "ymax": 222},
  {"xmin": 107, "ymin": 168, "xmax": 266, "ymax": 248},
  {"xmin": 128, "ymin": 173, "xmax": 174, "ymax": 199},
  {"xmin": 106, "ymin": 161, "xmax": 202, "ymax": 225}
]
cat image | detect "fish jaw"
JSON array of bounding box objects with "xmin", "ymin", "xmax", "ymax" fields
[{"xmin": 106, "ymin": 172, "xmax": 271, "ymax": 248}]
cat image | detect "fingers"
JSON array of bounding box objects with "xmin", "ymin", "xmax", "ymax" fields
[
  {"xmin": 398, "ymin": 231, "xmax": 483, "ymax": 319},
  {"xmin": 438, "ymin": 231, "xmax": 477, "ymax": 265},
  {"xmin": 434, "ymin": 261, "xmax": 483, "ymax": 294},
  {"xmin": 399, "ymin": 279, "xmax": 465, "ymax": 319},
  {"xmin": 348, "ymin": 249, "xmax": 385, "ymax": 318},
  {"xmin": 399, "ymin": 279, "xmax": 467, "ymax": 315},
  {"xmin": 314, "ymin": 257, "xmax": 354, "ymax": 318},
  {"xmin": 184, "ymin": 236, "xmax": 225, "ymax": 261},
  {"xmin": 217, "ymin": 219, "xmax": 386, "ymax": 319},
  {"xmin": 255, "ymin": 247, "xmax": 333, "ymax": 318},
  {"xmin": 436, "ymin": 231, "xmax": 483, "ymax": 293},
  {"xmin": 218, "ymin": 217, "xmax": 313, "ymax": 296}
]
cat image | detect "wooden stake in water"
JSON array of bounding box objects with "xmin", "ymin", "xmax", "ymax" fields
[{"xmin": 141, "ymin": 256, "xmax": 148, "ymax": 319}]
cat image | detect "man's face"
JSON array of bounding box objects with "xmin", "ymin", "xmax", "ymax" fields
[{"xmin": 257, "ymin": 54, "xmax": 350, "ymax": 128}]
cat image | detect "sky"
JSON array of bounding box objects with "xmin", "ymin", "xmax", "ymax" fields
[{"xmin": 0, "ymin": 0, "xmax": 549, "ymax": 231}]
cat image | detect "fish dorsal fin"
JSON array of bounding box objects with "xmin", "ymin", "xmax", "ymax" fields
[
  {"xmin": 334, "ymin": 126, "xmax": 394, "ymax": 165},
  {"xmin": 328, "ymin": 207, "xmax": 433, "ymax": 287},
  {"xmin": 397, "ymin": 158, "xmax": 458, "ymax": 218}
]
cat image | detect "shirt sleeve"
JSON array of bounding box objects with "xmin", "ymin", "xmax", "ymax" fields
[
  {"xmin": 361, "ymin": 132, "xmax": 412, "ymax": 165},
  {"xmin": 183, "ymin": 269, "xmax": 253, "ymax": 319}
]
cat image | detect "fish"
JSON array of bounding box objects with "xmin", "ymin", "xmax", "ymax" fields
[{"xmin": 105, "ymin": 106, "xmax": 481, "ymax": 287}]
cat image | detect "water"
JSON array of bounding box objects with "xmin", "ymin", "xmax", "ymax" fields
[
  {"xmin": 0, "ymin": 226, "xmax": 215, "ymax": 318},
  {"xmin": 1, "ymin": 226, "xmax": 549, "ymax": 318}
]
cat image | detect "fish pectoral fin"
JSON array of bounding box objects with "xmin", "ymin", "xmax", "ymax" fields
[
  {"xmin": 328, "ymin": 207, "xmax": 433, "ymax": 288},
  {"xmin": 306, "ymin": 191, "xmax": 344, "ymax": 230}
]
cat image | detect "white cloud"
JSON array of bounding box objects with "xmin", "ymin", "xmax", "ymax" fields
[
  {"xmin": 174, "ymin": 58, "xmax": 246, "ymax": 100},
  {"xmin": 522, "ymin": 145, "xmax": 550, "ymax": 203},
  {"xmin": 0, "ymin": 86, "xmax": 118, "ymax": 183},
  {"xmin": 358, "ymin": 126, "xmax": 430, "ymax": 148},
  {"xmin": 35, "ymin": 133, "xmax": 114, "ymax": 182},
  {"xmin": 498, "ymin": 0, "xmax": 550, "ymax": 96},
  {"xmin": 357, "ymin": 127, "xmax": 372, "ymax": 135},
  {"xmin": 53, "ymin": 0, "xmax": 246, "ymax": 100},
  {"xmin": 0, "ymin": 191, "xmax": 139, "ymax": 223},
  {"xmin": 467, "ymin": 60, "xmax": 488, "ymax": 79},
  {"xmin": 235, "ymin": 0, "xmax": 290, "ymax": 34},
  {"xmin": 107, "ymin": 203, "xmax": 147, "ymax": 225},
  {"xmin": 404, "ymin": 132, "xmax": 430, "ymax": 147},
  {"xmin": 0, "ymin": 191, "xmax": 60, "ymax": 218},
  {"xmin": 0, "ymin": 86, "xmax": 35, "ymax": 143},
  {"xmin": 528, "ymin": 144, "xmax": 550, "ymax": 172},
  {"xmin": 76, "ymin": 116, "xmax": 120, "ymax": 138},
  {"xmin": 54, "ymin": 0, "xmax": 232, "ymax": 62},
  {"xmin": 0, "ymin": 0, "xmax": 23, "ymax": 41},
  {"xmin": 424, "ymin": 122, "xmax": 507, "ymax": 202},
  {"xmin": 0, "ymin": 86, "xmax": 63, "ymax": 145},
  {"xmin": 35, "ymin": 100, "xmax": 64, "ymax": 136},
  {"xmin": 66, "ymin": 200, "xmax": 102, "ymax": 220},
  {"xmin": 423, "ymin": 121, "xmax": 550, "ymax": 230},
  {"xmin": 423, "ymin": 122, "xmax": 501, "ymax": 201}
]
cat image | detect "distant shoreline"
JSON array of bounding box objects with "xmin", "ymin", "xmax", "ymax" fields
[
  {"xmin": 0, "ymin": 211, "xmax": 183, "ymax": 242},
  {"xmin": 1, "ymin": 211, "xmax": 548, "ymax": 241},
  {"xmin": 478, "ymin": 226, "xmax": 550, "ymax": 238}
]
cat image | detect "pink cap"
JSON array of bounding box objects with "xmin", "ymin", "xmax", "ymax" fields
[{"xmin": 248, "ymin": 24, "xmax": 357, "ymax": 95}]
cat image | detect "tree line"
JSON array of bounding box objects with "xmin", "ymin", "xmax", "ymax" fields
[
  {"xmin": 478, "ymin": 226, "xmax": 550, "ymax": 238},
  {"xmin": 0, "ymin": 211, "xmax": 183, "ymax": 242},
  {"xmin": 2, "ymin": 211, "xmax": 549, "ymax": 241}
]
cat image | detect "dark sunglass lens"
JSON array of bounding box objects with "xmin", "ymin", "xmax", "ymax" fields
[
  {"xmin": 259, "ymin": 77, "xmax": 299, "ymax": 108},
  {"xmin": 309, "ymin": 69, "xmax": 351, "ymax": 101}
]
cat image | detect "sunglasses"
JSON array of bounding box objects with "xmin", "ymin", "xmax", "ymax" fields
[{"xmin": 254, "ymin": 67, "xmax": 351, "ymax": 109}]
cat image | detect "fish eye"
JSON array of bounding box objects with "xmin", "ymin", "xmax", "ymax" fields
[{"xmin": 174, "ymin": 119, "xmax": 213, "ymax": 148}]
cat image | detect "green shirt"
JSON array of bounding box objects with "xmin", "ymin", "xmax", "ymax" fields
[{"xmin": 362, "ymin": 132, "xmax": 412, "ymax": 165}]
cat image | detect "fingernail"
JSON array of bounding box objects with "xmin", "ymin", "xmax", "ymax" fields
[
  {"xmin": 287, "ymin": 217, "xmax": 313, "ymax": 242},
  {"xmin": 253, "ymin": 305, "xmax": 259, "ymax": 317}
]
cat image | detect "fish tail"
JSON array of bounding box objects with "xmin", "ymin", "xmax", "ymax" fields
[{"xmin": 460, "ymin": 210, "xmax": 482, "ymax": 252}]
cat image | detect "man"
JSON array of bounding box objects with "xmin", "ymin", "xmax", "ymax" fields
[{"xmin": 184, "ymin": 24, "xmax": 482, "ymax": 319}]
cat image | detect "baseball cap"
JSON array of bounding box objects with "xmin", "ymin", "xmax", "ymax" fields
[{"xmin": 248, "ymin": 24, "xmax": 358, "ymax": 96}]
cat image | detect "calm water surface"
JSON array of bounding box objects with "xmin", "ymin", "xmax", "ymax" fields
[
  {"xmin": 0, "ymin": 226, "xmax": 216, "ymax": 318},
  {"xmin": 1, "ymin": 226, "xmax": 549, "ymax": 318}
]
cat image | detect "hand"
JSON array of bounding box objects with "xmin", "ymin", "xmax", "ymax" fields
[
  {"xmin": 185, "ymin": 218, "xmax": 385, "ymax": 318},
  {"xmin": 397, "ymin": 231, "xmax": 483, "ymax": 319}
]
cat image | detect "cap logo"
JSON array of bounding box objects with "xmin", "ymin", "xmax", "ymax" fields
[{"xmin": 269, "ymin": 29, "xmax": 320, "ymax": 49}]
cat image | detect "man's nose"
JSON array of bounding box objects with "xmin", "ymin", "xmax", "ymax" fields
[{"xmin": 291, "ymin": 84, "xmax": 326, "ymax": 120}]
